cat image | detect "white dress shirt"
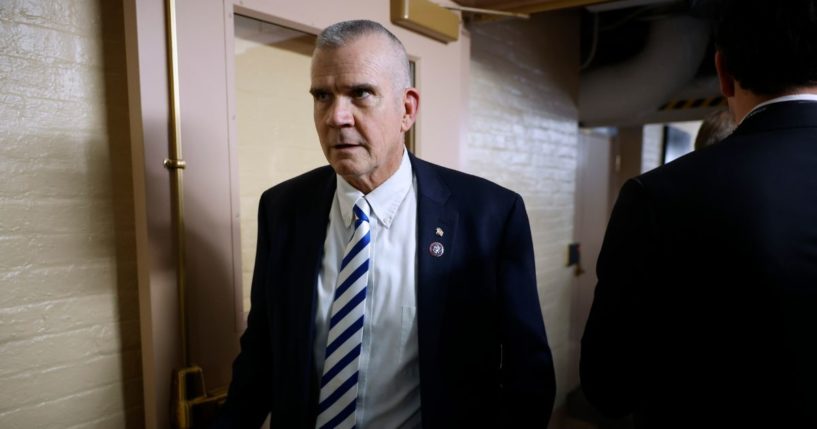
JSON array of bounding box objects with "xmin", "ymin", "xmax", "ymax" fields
[{"xmin": 314, "ymin": 150, "xmax": 421, "ymax": 428}]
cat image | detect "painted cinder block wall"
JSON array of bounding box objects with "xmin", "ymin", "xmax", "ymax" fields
[
  {"xmin": 0, "ymin": 0, "xmax": 143, "ymax": 427},
  {"xmin": 642, "ymin": 123, "xmax": 664, "ymax": 173},
  {"xmin": 465, "ymin": 11, "xmax": 581, "ymax": 409}
]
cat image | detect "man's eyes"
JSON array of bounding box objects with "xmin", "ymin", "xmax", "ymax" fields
[
  {"xmin": 351, "ymin": 88, "xmax": 373, "ymax": 99},
  {"xmin": 311, "ymin": 90, "xmax": 330, "ymax": 102},
  {"xmin": 310, "ymin": 88, "xmax": 374, "ymax": 102}
]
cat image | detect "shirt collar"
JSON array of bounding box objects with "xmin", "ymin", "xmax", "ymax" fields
[
  {"xmin": 336, "ymin": 149, "xmax": 413, "ymax": 228},
  {"xmin": 741, "ymin": 93, "xmax": 817, "ymax": 124}
]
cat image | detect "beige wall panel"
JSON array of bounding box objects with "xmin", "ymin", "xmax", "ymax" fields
[
  {"xmin": 123, "ymin": 0, "xmax": 180, "ymax": 426},
  {"xmin": 234, "ymin": 20, "xmax": 324, "ymax": 313}
]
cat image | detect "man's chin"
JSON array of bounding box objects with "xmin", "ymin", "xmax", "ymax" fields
[{"xmin": 329, "ymin": 159, "xmax": 366, "ymax": 177}]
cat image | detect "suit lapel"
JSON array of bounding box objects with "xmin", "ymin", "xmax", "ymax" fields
[
  {"xmin": 411, "ymin": 155, "xmax": 459, "ymax": 375},
  {"xmin": 293, "ymin": 170, "xmax": 336, "ymax": 293}
]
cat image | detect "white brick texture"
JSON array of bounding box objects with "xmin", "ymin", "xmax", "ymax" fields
[
  {"xmin": 0, "ymin": 0, "xmax": 143, "ymax": 427},
  {"xmin": 466, "ymin": 12, "xmax": 580, "ymax": 409},
  {"xmin": 642, "ymin": 123, "xmax": 664, "ymax": 173}
]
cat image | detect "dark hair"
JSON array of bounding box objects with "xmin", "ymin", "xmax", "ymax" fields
[
  {"xmin": 315, "ymin": 20, "xmax": 411, "ymax": 89},
  {"xmin": 713, "ymin": 0, "xmax": 817, "ymax": 95}
]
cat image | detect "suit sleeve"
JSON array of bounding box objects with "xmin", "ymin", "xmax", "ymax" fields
[
  {"xmin": 212, "ymin": 198, "xmax": 274, "ymax": 428},
  {"xmin": 498, "ymin": 194, "xmax": 556, "ymax": 426},
  {"xmin": 580, "ymin": 178, "xmax": 655, "ymax": 418}
]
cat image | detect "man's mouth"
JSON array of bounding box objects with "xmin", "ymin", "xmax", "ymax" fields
[{"xmin": 333, "ymin": 142, "xmax": 362, "ymax": 150}]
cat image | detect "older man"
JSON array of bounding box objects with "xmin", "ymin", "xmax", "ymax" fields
[
  {"xmin": 581, "ymin": 0, "xmax": 817, "ymax": 427},
  {"xmin": 215, "ymin": 20, "xmax": 555, "ymax": 429}
]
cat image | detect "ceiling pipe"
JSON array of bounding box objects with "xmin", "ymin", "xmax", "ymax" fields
[{"xmin": 578, "ymin": 13, "xmax": 710, "ymax": 126}]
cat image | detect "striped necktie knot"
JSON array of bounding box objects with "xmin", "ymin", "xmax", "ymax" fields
[{"xmin": 353, "ymin": 201, "xmax": 370, "ymax": 224}]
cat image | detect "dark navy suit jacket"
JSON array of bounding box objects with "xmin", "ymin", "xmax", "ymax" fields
[
  {"xmin": 215, "ymin": 154, "xmax": 556, "ymax": 428},
  {"xmin": 581, "ymin": 101, "xmax": 817, "ymax": 427}
]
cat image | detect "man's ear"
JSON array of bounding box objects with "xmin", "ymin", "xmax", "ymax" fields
[
  {"xmin": 401, "ymin": 88, "xmax": 419, "ymax": 133},
  {"xmin": 715, "ymin": 50, "xmax": 735, "ymax": 98}
]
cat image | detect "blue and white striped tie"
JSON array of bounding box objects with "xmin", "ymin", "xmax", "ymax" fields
[{"xmin": 316, "ymin": 198, "xmax": 371, "ymax": 429}]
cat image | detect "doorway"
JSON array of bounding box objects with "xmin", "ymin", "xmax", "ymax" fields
[{"xmin": 233, "ymin": 17, "xmax": 325, "ymax": 319}]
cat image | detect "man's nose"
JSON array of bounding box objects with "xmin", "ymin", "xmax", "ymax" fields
[{"xmin": 327, "ymin": 98, "xmax": 354, "ymax": 127}]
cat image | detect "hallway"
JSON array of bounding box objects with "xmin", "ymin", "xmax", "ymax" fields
[{"xmin": 0, "ymin": 0, "xmax": 723, "ymax": 427}]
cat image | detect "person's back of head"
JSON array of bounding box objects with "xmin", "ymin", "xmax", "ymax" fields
[
  {"xmin": 713, "ymin": 0, "xmax": 817, "ymax": 96},
  {"xmin": 694, "ymin": 109, "xmax": 735, "ymax": 150}
]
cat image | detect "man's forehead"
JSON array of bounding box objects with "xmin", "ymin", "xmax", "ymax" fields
[
  {"xmin": 313, "ymin": 34, "xmax": 397, "ymax": 66},
  {"xmin": 311, "ymin": 43, "xmax": 396, "ymax": 83},
  {"xmin": 310, "ymin": 57, "xmax": 384, "ymax": 86}
]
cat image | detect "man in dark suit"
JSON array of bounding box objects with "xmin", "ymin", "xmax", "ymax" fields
[
  {"xmin": 215, "ymin": 20, "xmax": 555, "ymax": 428},
  {"xmin": 580, "ymin": 1, "xmax": 817, "ymax": 427}
]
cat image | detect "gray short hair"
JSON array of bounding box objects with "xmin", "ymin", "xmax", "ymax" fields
[{"xmin": 316, "ymin": 20, "xmax": 411, "ymax": 89}]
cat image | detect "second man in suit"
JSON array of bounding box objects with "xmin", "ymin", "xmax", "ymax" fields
[{"xmin": 580, "ymin": 0, "xmax": 817, "ymax": 427}]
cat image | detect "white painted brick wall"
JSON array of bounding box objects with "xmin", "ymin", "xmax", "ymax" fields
[
  {"xmin": 642, "ymin": 123, "xmax": 664, "ymax": 173},
  {"xmin": 466, "ymin": 12, "xmax": 580, "ymax": 409},
  {"xmin": 0, "ymin": 0, "xmax": 142, "ymax": 427}
]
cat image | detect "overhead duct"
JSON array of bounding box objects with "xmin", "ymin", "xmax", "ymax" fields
[{"xmin": 579, "ymin": 14, "xmax": 710, "ymax": 127}]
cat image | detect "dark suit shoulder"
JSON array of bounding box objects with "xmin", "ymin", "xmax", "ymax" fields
[
  {"xmin": 412, "ymin": 156, "xmax": 522, "ymax": 207},
  {"xmin": 638, "ymin": 101, "xmax": 817, "ymax": 195},
  {"xmin": 633, "ymin": 135, "xmax": 741, "ymax": 203}
]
